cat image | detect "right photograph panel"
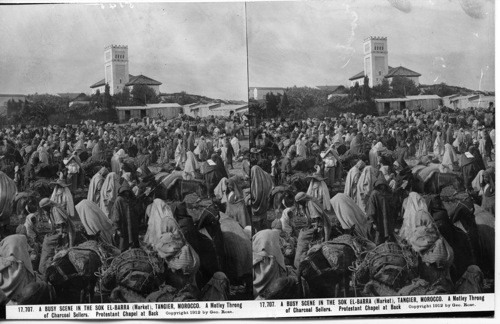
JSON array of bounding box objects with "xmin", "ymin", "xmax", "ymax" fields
[{"xmin": 248, "ymin": 0, "xmax": 495, "ymax": 311}]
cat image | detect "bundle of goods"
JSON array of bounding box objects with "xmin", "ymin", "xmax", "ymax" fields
[
  {"xmin": 353, "ymin": 242, "xmax": 418, "ymax": 296},
  {"xmin": 101, "ymin": 248, "xmax": 165, "ymax": 296},
  {"xmin": 45, "ymin": 240, "xmax": 105, "ymax": 302},
  {"xmin": 299, "ymin": 235, "xmax": 374, "ymax": 297}
]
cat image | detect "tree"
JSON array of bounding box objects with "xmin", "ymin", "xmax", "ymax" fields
[
  {"xmin": 103, "ymin": 83, "xmax": 113, "ymax": 109},
  {"xmin": 121, "ymin": 86, "xmax": 131, "ymax": 104},
  {"xmin": 14, "ymin": 94, "xmax": 65, "ymax": 125},
  {"xmin": 90, "ymin": 90, "xmax": 102, "ymax": 108},
  {"xmin": 421, "ymin": 82, "xmax": 456, "ymax": 98},
  {"xmin": 113, "ymin": 87, "xmax": 132, "ymax": 106},
  {"xmin": 278, "ymin": 92, "xmax": 290, "ymax": 114},
  {"xmin": 362, "ymin": 76, "xmax": 371, "ymax": 101},
  {"xmin": 350, "ymin": 82, "xmax": 361, "ymax": 100},
  {"xmin": 248, "ymin": 99, "xmax": 265, "ymax": 120},
  {"xmin": 390, "ymin": 76, "xmax": 419, "ymax": 97},
  {"xmin": 131, "ymin": 84, "xmax": 158, "ymax": 105},
  {"xmin": 264, "ymin": 92, "xmax": 279, "ymax": 118},
  {"xmin": 372, "ymin": 79, "xmax": 391, "ymax": 98}
]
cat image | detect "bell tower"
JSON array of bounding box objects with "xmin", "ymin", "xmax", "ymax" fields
[
  {"xmin": 104, "ymin": 45, "xmax": 130, "ymax": 95},
  {"xmin": 363, "ymin": 36, "xmax": 388, "ymax": 87}
]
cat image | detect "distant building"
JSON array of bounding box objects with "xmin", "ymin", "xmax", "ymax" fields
[
  {"xmin": 468, "ymin": 94, "xmax": 495, "ymax": 109},
  {"xmin": 349, "ymin": 37, "xmax": 421, "ymax": 87},
  {"xmin": 115, "ymin": 103, "xmax": 182, "ymax": 123},
  {"xmin": 125, "ymin": 75, "xmax": 162, "ymax": 95},
  {"xmin": 185, "ymin": 102, "xmax": 248, "ymax": 118},
  {"xmin": 442, "ymin": 94, "xmax": 461, "ymax": 108},
  {"xmin": 448, "ymin": 94, "xmax": 495, "ymax": 110},
  {"xmin": 90, "ymin": 45, "xmax": 162, "ymax": 95},
  {"xmin": 316, "ymin": 85, "xmax": 348, "ymax": 99},
  {"xmin": 182, "ymin": 103, "xmax": 201, "ymax": 117},
  {"xmin": 248, "ymin": 87, "xmax": 285, "ymax": 100},
  {"xmin": 374, "ymin": 94, "xmax": 442, "ymax": 115},
  {"xmin": 0, "ymin": 94, "xmax": 26, "ymax": 116},
  {"xmin": 57, "ymin": 93, "xmax": 90, "ymax": 107}
]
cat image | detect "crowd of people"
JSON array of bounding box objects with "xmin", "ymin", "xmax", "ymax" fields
[
  {"xmin": 250, "ymin": 106, "xmax": 495, "ymax": 299},
  {"xmin": 0, "ymin": 104, "xmax": 495, "ymax": 308},
  {"xmin": 0, "ymin": 113, "xmax": 253, "ymax": 307}
]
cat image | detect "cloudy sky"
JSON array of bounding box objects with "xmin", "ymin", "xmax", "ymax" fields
[
  {"xmin": 0, "ymin": 3, "xmax": 248, "ymax": 100},
  {"xmin": 247, "ymin": 0, "xmax": 495, "ymax": 91}
]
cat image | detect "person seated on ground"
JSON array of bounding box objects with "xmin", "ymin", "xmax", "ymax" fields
[
  {"xmin": 75, "ymin": 199, "xmax": 114, "ymax": 245},
  {"xmin": 17, "ymin": 281, "xmax": 56, "ymax": 305},
  {"xmin": 0, "ymin": 235, "xmax": 37, "ymax": 303},
  {"xmin": 253, "ymin": 229, "xmax": 291, "ymax": 298}
]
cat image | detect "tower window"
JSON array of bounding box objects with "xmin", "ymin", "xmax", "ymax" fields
[{"xmin": 120, "ymin": 79, "xmax": 122, "ymax": 83}]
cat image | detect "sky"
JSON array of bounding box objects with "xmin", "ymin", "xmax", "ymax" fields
[
  {"xmin": 247, "ymin": 0, "xmax": 495, "ymax": 91},
  {"xmin": 0, "ymin": 2, "xmax": 248, "ymax": 101}
]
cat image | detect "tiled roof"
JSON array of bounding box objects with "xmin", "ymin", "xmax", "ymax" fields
[
  {"xmin": 385, "ymin": 66, "xmax": 421, "ymax": 78},
  {"xmin": 90, "ymin": 79, "xmax": 105, "ymax": 88},
  {"xmin": 125, "ymin": 74, "xmax": 162, "ymax": 86},
  {"xmin": 351, "ymin": 65, "xmax": 423, "ymax": 81},
  {"xmin": 349, "ymin": 71, "xmax": 365, "ymax": 81}
]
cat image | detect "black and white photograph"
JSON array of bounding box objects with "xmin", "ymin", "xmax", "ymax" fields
[
  {"xmin": 0, "ymin": 0, "xmax": 497, "ymax": 321},
  {"xmin": 248, "ymin": 0, "xmax": 495, "ymax": 314},
  {"xmin": 0, "ymin": 1, "xmax": 253, "ymax": 317}
]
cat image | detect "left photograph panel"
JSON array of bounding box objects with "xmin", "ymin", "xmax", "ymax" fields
[{"xmin": 0, "ymin": 2, "xmax": 252, "ymax": 315}]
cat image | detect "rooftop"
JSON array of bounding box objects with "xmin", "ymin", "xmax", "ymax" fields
[
  {"xmin": 210, "ymin": 104, "xmax": 248, "ymax": 111},
  {"xmin": 384, "ymin": 66, "xmax": 421, "ymax": 78},
  {"xmin": 350, "ymin": 66, "xmax": 421, "ymax": 81},
  {"xmin": 405, "ymin": 95, "xmax": 441, "ymax": 100},
  {"xmin": 126, "ymin": 74, "xmax": 162, "ymax": 86},
  {"xmin": 115, "ymin": 103, "xmax": 182, "ymax": 110},
  {"xmin": 91, "ymin": 74, "xmax": 162, "ymax": 88},
  {"xmin": 349, "ymin": 70, "xmax": 365, "ymax": 81},
  {"xmin": 374, "ymin": 98, "xmax": 409, "ymax": 103}
]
